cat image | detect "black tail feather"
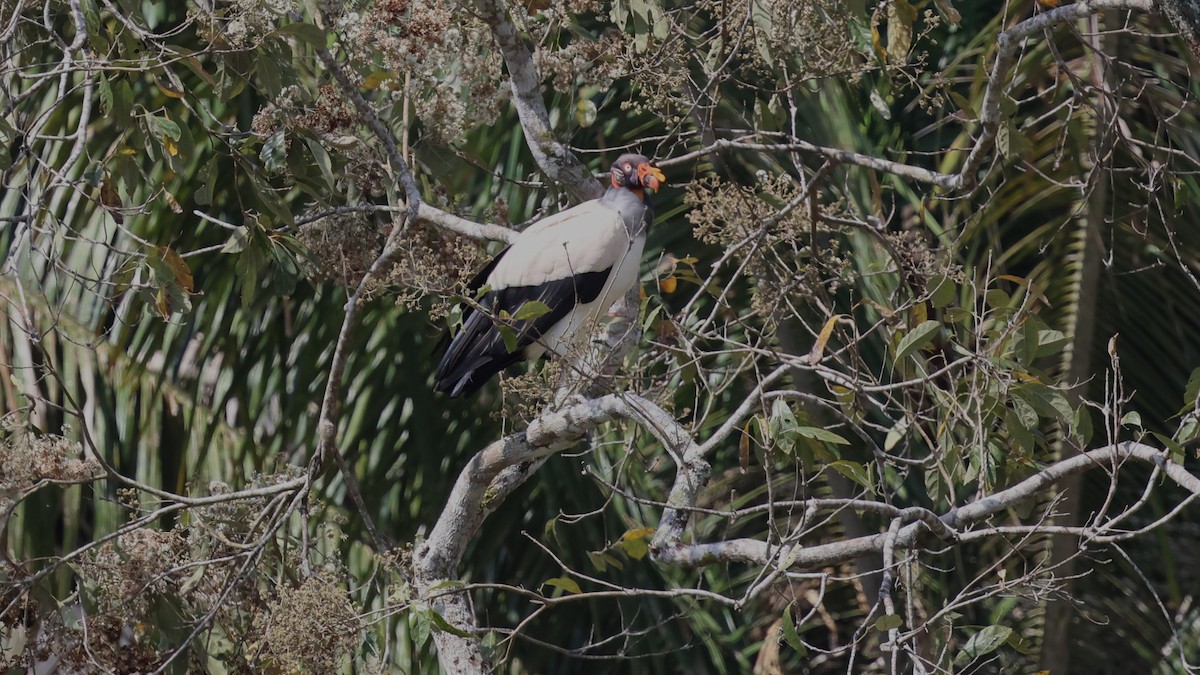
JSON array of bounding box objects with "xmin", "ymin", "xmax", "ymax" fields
[{"xmin": 434, "ymin": 351, "xmax": 523, "ymax": 397}]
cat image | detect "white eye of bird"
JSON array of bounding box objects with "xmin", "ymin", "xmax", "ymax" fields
[{"xmin": 623, "ymin": 163, "xmax": 632, "ymax": 173}]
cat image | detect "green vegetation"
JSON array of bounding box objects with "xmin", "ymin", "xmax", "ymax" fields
[{"xmin": 3, "ymin": 0, "xmax": 1200, "ymax": 672}]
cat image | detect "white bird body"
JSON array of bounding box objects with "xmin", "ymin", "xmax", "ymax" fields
[
  {"xmin": 491, "ymin": 192, "xmax": 647, "ymax": 360},
  {"xmin": 434, "ymin": 154, "xmax": 664, "ymax": 397}
]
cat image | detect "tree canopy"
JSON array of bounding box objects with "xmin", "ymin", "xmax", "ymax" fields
[{"xmin": 5, "ymin": 0, "xmax": 1200, "ymax": 672}]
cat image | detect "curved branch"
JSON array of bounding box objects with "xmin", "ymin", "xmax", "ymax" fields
[
  {"xmin": 653, "ymin": 442, "xmax": 1197, "ymax": 574},
  {"xmin": 473, "ymin": 0, "xmax": 603, "ymax": 202},
  {"xmin": 412, "ymin": 393, "xmax": 691, "ymax": 671}
]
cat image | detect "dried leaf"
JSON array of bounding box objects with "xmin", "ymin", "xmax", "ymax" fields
[
  {"xmin": 155, "ymin": 246, "xmax": 194, "ymax": 292},
  {"xmin": 933, "ymin": 0, "xmax": 961, "ymax": 25},
  {"xmin": 739, "ymin": 419, "xmax": 754, "ymax": 472},
  {"xmin": 808, "ymin": 314, "xmax": 841, "ymax": 363},
  {"xmin": 886, "ymin": 0, "xmax": 916, "ymax": 64}
]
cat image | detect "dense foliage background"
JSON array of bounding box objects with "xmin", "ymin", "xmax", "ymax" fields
[{"xmin": 4, "ymin": 0, "xmax": 1200, "ymax": 672}]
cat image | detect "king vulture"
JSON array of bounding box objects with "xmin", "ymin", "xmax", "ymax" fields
[{"xmin": 433, "ymin": 153, "xmax": 666, "ymax": 397}]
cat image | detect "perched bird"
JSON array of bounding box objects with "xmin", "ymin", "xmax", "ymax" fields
[{"xmin": 434, "ymin": 153, "xmax": 667, "ymax": 397}]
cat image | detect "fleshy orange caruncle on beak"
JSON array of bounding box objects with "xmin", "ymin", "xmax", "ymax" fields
[{"xmin": 638, "ymin": 163, "xmax": 667, "ymax": 193}]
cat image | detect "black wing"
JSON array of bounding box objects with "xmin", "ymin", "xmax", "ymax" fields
[{"xmin": 433, "ymin": 269, "xmax": 611, "ymax": 397}]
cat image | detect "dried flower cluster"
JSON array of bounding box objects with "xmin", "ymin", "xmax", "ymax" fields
[
  {"xmin": 687, "ymin": 173, "xmax": 859, "ymax": 320},
  {"xmin": 756, "ymin": 0, "xmax": 863, "ymax": 80},
  {"xmin": 81, "ymin": 528, "xmax": 187, "ymax": 618},
  {"xmin": 192, "ymin": 0, "xmax": 295, "ymax": 48},
  {"xmin": 497, "ymin": 359, "xmax": 569, "ymax": 422},
  {"xmin": 296, "ymin": 209, "xmax": 386, "ymax": 287},
  {"xmin": 258, "ymin": 573, "xmax": 363, "ymax": 672},
  {"xmin": 331, "ymin": 0, "xmax": 505, "ymax": 144},
  {"xmin": 534, "ymin": 32, "xmax": 629, "ymax": 92},
  {"xmin": 252, "ymin": 85, "xmax": 388, "ymax": 196},
  {"xmin": 388, "ymin": 224, "xmax": 487, "ymax": 315},
  {"xmin": 0, "ymin": 416, "xmax": 100, "ymax": 513},
  {"xmin": 28, "ymin": 614, "xmax": 164, "ymax": 673}
]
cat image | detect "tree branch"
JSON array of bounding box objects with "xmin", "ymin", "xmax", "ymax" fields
[
  {"xmin": 662, "ymin": 0, "xmax": 1156, "ymax": 194},
  {"xmin": 652, "ymin": 442, "xmax": 1196, "ymax": 575},
  {"xmin": 473, "ymin": 0, "xmax": 604, "ymax": 203},
  {"xmin": 955, "ymin": 0, "xmax": 1155, "ymax": 190}
]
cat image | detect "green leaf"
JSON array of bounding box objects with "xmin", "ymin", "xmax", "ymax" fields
[
  {"xmin": 1073, "ymin": 405, "xmax": 1094, "ymax": 447},
  {"xmin": 112, "ymin": 79, "xmax": 134, "ymax": 120},
  {"xmin": 649, "ymin": 2, "xmax": 668, "ymax": 39},
  {"xmin": 781, "ymin": 607, "xmax": 808, "ymax": 655},
  {"xmin": 924, "ymin": 466, "xmax": 945, "ymax": 506},
  {"xmin": 984, "ymin": 288, "xmax": 1010, "ymax": 309},
  {"xmin": 827, "ymin": 461, "xmax": 873, "ymax": 492},
  {"xmin": 275, "ymin": 22, "xmax": 326, "ymax": 46},
  {"xmin": 586, "ymin": 551, "xmax": 609, "ymax": 572},
  {"xmin": 512, "ymin": 300, "xmax": 552, "ymax": 321},
  {"xmin": 875, "ymin": 614, "xmax": 903, "ymax": 631},
  {"xmin": 1120, "ymin": 411, "xmax": 1142, "ymax": 429},
  {"xmin": 1176, "ymin": 415, "xmax": 1199, "ymax": 445},
  {"xmin": 543, "ymin": 577, "xmax": 582, "ymax": 595},
  {"xmin": 929, "ymin": 274, "xmax": 957, "ymax": 308},
  {"xmin": 895, "ymin": 321, "xmax": 941, "ymax": 362},
  {"xmin": 620, "ymin": 537, "xmax": 648, "ymax": 560},
  {"xmin": 631, "ymin": 8, "xmax": 650, "ymax": 52},
  {"xmin": 261, "ymin": 129, "xmax": 286, "ymax": 173},
  {"xmin": 82, "ymin": 163, "xmax": 104, "ymax": 188},
  {"xmin": 1011, "ymin": 395, "xmax": 1038, "ymax": 430},
  {"xmin": 1152, "ymin": 432, "xmax": 1186, "ymax": 465},
  {"xmin": 1005, "ymin": 408, "xmax": 1034, "ymax": 454},
  {"xmin": 238, "ymin": 242, "xmax": 266, "ymax": 307},
  {"xmin": 1035, "ymin": 329, "xmax": 1069, "ymax": 357},
  {"xmin": 98, "ymin": 76, "xmax": 113, "ymax": 115},
  {"xmin": 884, "ymin": 419, "xmax": 908, "ymax": 452},
  {"xmin": 768, "ymin": 398, "xmax": 798, "ymax": 454},
  {"xmin": 750, "ymin": 0, "xmax": 774, "ymax": 62},
  {"xmin": 609, "ymin": 0, "xmax": 629, "ymax": 25},
  {"xmin": 195, "ymin": 159, "xmax": 218, "ymax": 206},
  {"xmin": 793, "ymin": 425, "xmax": 850, "ymax": 445},
  {"xmin": 1180, "ymin": 367, "xmax": 1200, "ymax": 414},
  {"xmin": 257, "ymin": 57, "xmax": 282, "ymax": 98},
  {"xmin": 498, "ymin": 325, "xmax": 519, "ymax": 354},
  {"xmin": 149, "ymin": 113, "xmax": 181, "ymax": 141},
  {"xmin": 1014, "ymin": 385, "xmax": 1072, "ymax": 422},
  {"xmin": 222, "ymin": 227, "xmax": 250, "ymax": 254},
  {"xmin": 954, "ymin": 625, "xmax": 1012, "ymax": 665},
  {"xmin": 427, "ymin": 608, "xmax": 474, "ymax": 638},
  {"xmin": 412, "ymin": 607, "xmax": 431, "ymax": 649},
  {"xmin": 948, "ymin": 90, "xmax": 976, "ymax": 118}
]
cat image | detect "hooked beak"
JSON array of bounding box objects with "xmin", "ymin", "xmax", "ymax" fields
[{"xmin": 637, "ymin": 163, "xmax": 667, "ymax": 193}]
